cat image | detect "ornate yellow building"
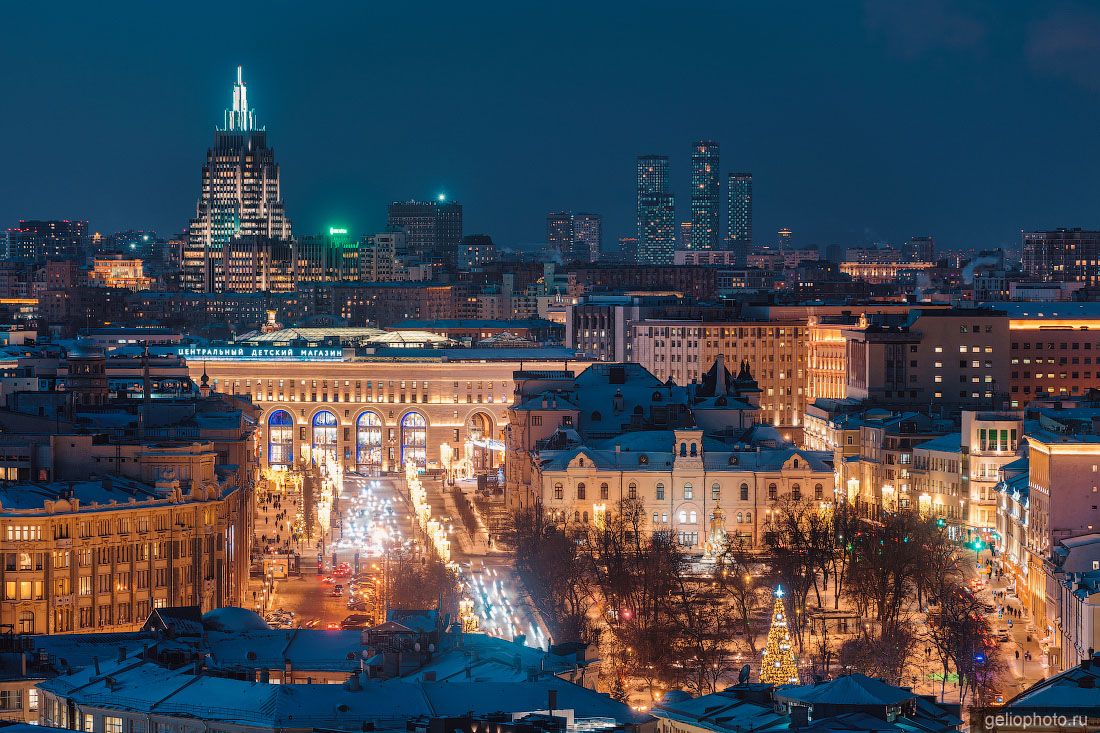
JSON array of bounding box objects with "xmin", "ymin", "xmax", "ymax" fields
[{"xmin": 0, "ymin": 468, "xmax": 250, "ymax": 635}]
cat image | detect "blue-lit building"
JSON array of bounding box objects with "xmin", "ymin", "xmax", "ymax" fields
[
  {"xmin": 689, "ymin": 141, "xmax": 719, "ymax": 250},
  {"xmin": 636, "ymin": 155, "xmax": 676, "ymax": 265}
]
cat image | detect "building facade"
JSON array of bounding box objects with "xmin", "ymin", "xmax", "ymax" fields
[
  {"xmin": 1022, "ymin": 228, "xmax": 1100, "ymax": 284},
  {"xmin": 5, "ymin": 220, "xmax": 88, "ymax": 264},
  {"xmin": 387, "ymin": 199, "xmax": 463, "ymax": 265},
  {"xmin": 0, "ymin": 470, "xmax": 250, "ymax": 635},
  {"xmin": 192, "ymin": 349, "xmax": 579, "ymax": 475},
  {"xmin": 689, "ymin": 141, "xmax": 720, "ymax": 251},
  {"xmin": 636, "ymin": 155, "xmax": 676, "ymax": 264},
  {"xmin": 727, "ymin": 173, "xmax": 752, "ymax": 265}
]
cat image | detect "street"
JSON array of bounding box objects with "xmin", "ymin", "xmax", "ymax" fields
[{"xmin": 257, "ymin": 469, "xmax": 551, "ymax": 646}]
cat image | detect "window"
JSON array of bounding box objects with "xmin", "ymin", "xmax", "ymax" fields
[
  {"xmin": 768, "ymin": 483, "xmax": 778, "ymax": 501},
  {"xmin": 577, "ymin": 483, "xmax": 586, "ymax": 500},
  {"xmin": 600, "ymin": 483, "xmax": 609, "ymax": 500},
  {"xmin": 683, "ymin": 483, "xmax": 694, "ymax": 500},
  {"xmin": 628, "ymin": 482, "xmax": 638, "ymax": 500},
  {"xmin": 711, "ymin": 483, "xmax": 721, "ymax": 500},
  {"xmin": 105, "ymin": 717, "xmax": 123, "ymax": 733},
  {"xmin": 655, "ymin": 483, "xmax": 665, "ymax": 500},
  {"xmin": 553, "ymin": 483, "xmax": 563, "ymax": 500},
  {"xmin": 814, "ymin": 483, "xmax": 824, "ymax": 501},
  {"xmin": 677, "ymin": 532, "xmax": 699, "ymax": 547},
  {"xmin": 740, "ymin": 483, "xmax": 749, "ymax": 501}
]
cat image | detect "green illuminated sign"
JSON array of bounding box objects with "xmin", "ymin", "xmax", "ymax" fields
[{"xmin": 329, "ymin": 227, "xmax": 348, "ymax": 235}]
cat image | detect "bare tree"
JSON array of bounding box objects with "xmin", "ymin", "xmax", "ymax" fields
[
  {"xmin": 924, "ymin": 579, "xmax": 1005, "ymax": 706},
  {"xmin": 714, "ymin": 534, "xmax": 771, "ymax": 655},
  {"xmin": 838, "ymin": 626, "xmax": 917, "ymax": 685},
  {"xmin": 510, "ymin": 505, "xmax": 593, "ymax": 641}
]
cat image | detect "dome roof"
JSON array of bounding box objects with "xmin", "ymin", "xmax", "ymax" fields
[
  {"xmin": 659, "ymin": 689, "xmax": 693, "ymax": 705},
  {"xmin": 66, "ymin": 339, "xmax": 105, "ymax": 359},
  {"xmin": 202, "ymin": 606, "xmax": 271, "ymax": 632}
]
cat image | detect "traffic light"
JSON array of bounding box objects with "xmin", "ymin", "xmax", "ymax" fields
[{"xmin": 936, "ymin": 518, "xmax": 946, "ymax": 528}]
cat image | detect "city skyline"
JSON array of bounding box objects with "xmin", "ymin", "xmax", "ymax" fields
[{"xmin": 4, "ymin": 3, "xmax": 1100, "ymax": 251}]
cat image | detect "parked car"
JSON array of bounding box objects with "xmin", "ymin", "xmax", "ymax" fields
[{"xmin": 341, "ymin": 614, "xmax": 373, "ymax": 629}]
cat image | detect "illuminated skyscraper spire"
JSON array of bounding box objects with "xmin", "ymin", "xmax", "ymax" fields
[{"xmin": 223, "ymin": 65, "xmax": 258, "ymax": 132}]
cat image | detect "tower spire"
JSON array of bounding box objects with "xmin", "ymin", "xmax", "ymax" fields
[{"xmin": 223, "ymin": 65, "xmax": 258, "ymax": 132}]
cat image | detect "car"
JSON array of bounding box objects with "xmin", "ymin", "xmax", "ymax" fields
[
  {"xmin": 341, "ymin": 614, "xmax": 373, "ymax": 629},
  {"xmin": 347, "ymin": 599, "xmax": 368, "ymax": 611},
  {"xmin": 998, "ymin": 634, "xmax": 1010, "ymax": 642},
  {"xmin": 321, "ymin": 576, "xmax": 335, "ymax": 584},
  {"xmin": 333, "ymin": 584, "xmax": 344, "ymax": 596}
]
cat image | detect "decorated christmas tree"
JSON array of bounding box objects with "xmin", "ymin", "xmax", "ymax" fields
[{"xmin": 759, "ymin": 585, "xmax": 800, "ymax": 685}]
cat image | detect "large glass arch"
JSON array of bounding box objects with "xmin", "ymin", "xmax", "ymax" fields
[
  {"xmin": 311, "ymin": 410, "xmax": 338, "ymax": 465},
  {"xmin": 356, "ymin": 411, "xmax": 383, "ymax": 472},
  {"xmin": 268, "ymin": 410, "xmax": 294, "ymax": 466},
  {"xmin": 465, "ymin": 412, "xmax": 495, "ymax": 473},
  {"xmin": 401, "ymin": 411, "xmax": 427, "ymax": 468}
]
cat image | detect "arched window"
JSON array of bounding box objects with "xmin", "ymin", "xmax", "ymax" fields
[
  {"xmin": 678, "ymin": 511, "xmax": 687, "ymax": 523},
  {"xmin": 574, "ymin": 511, "xmax": 580, "ymax": 523},
  {"xmin": 652, "ymin": 512, "xmax": 659, "ymax": 525},
  {"xmin": 628, "ymin": 482, "xmax": 638, "ymax": 500},
  {"xmin": 267, "ymin": 410, "xmax": 294, "ymax": 466},
  {"xmin": 768, "ymin": 483, "xmax": 778, "ymax": 501},
  {"xmin": 793, "ymin": 458, "xmax": 800, "ymax": 469},
  {"xmin": 577, "ymin": 482, "xmax": 586, "ymax": 500},
  {"xmin": 684, "ymin": 482, "xmax": 694, "ymax": 500},
  {"xmin": 792, "ymin": 483, "xmax": 802, "ymax": 501},
  {"xmin": 554, "ymin": 483, "xmax": 564, "ymax": 500},
  {"xmin": 745, "ymin": 511, "xmax": 752, "ymax": 523},
  {"xmin": 815, "ymin": 483, "xmax": 824, "ymax": 501},
  {"xmin": 737, "ymin": 511, "xmax": 744, "ymax": 523},
  {"xmin": 600, "ymin": 482, "xmax": 609, "ymax": 500},
  {"xmin": 690, "ymin": 443, "xmax": 698, "ymax": 456},
  {"xmin": 400, "ymin": 412, "xmax": 427, "ymax": 467},
  {"xmin": 356, "ymin": 412, "xmax": 382, "ymax": 470},
  {"xmin": 311, "ymin": 410, "xmax": 338, "ymax": 465},
  {"xmin": 689, "ymin": 510, "xmax": 698, "ymax": 524},
  {"xmin": 680, "ymin": 443, "xmax": 687, "ymax": 457},
  {"xmin": 656, "ymin": 482, "xmax": 665, "ymax": 500},
  {"xmin": 711, "ymin": 482, "xmax": 721, "ymax": 500},
  {"xmin": 583, "ymin": 511, "xmax": 589, "ymax": 523},
  {"xmin": 740, "ymin": 483, "xmax": 749, "ymax": 501}
]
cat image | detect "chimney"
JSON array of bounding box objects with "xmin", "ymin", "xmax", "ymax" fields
[
  {"xmin": 790, "ymin": 705, "xmax": 809, "ymax": 728},
  {"xmin": 117, "ymin": 646, "xmax": 126, "ymax": 663},
  {"xmin": 548, "ymin": 689, "xmax": 557, "ymax": 716},
  {"xmin": 92, "ymin": 656, "xmax": 100, "ymax": 675}
]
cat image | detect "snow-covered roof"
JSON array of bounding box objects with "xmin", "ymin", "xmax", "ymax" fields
[
  {"xmin": 1004, "ymin": 655, "xmax": 1100, "ymax": 713},
  {"xmin": 776, "ymin": 673, "xmax": 914, "ymax": 706},
  {"xmin": 40, "ymin": 661, "xmax": 648, "ymax": 729}
]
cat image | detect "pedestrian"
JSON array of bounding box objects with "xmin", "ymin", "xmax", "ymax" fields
[{"xmin": 1015, "ymin": 650, "xmax": 1019, "ymax": 660}]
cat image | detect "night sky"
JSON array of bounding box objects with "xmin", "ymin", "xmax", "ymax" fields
[{"xmin": 3, "ymin": 1, "xmax": 1100, "ymax": 253}]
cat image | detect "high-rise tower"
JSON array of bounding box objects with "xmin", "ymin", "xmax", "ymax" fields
[
  {"xmin": 636, "ymin": 155, "xmax": 676, "ymax": 264},
  {"xmin": 387, "ymin": 198, "xmax": 463, "ymax": 265},
  {"xmin": 727, "ymin": 172, "xmax": 752, "ymax": 265},
  {"xmin": 572, "ymin": 213, "xmax": 602, "ymax": 262},
  {"xmin": 690, "ymin": 141, "xmax": 720, "ymax": 250},
  {"xmin": 183, "ymin": 67, "xmax": 292, "ymax": 292}
]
